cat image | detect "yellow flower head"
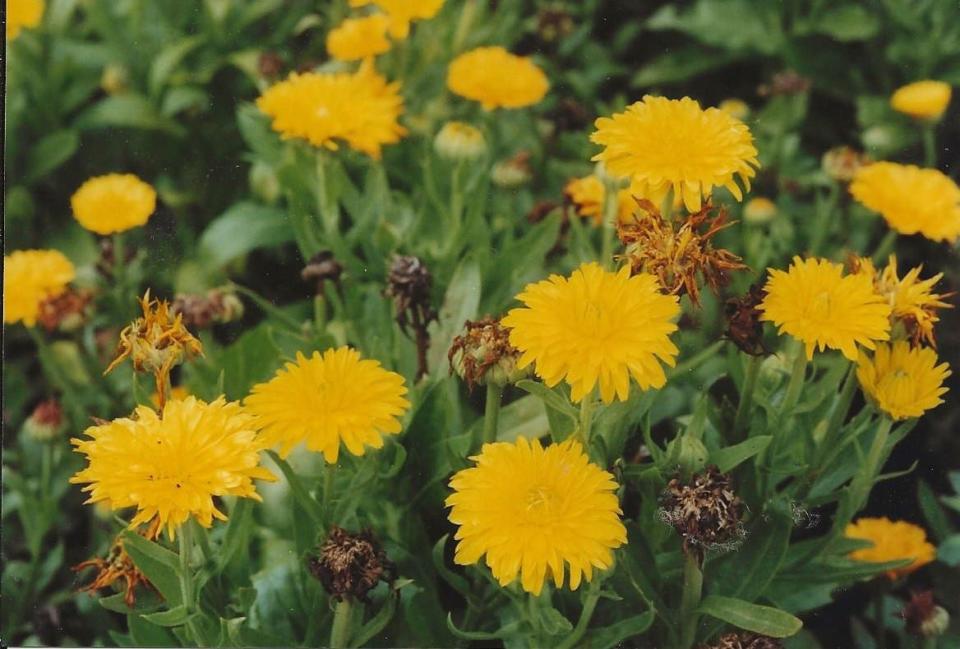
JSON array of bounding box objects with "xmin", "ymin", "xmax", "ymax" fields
[
  {"xmin": 71, "ymin": 173, "xmax": 157, "ymax": 235},
  {"xmin": 326, "ymin": 14, "xmax": 391, "ymax": 61},
  {"xmin": 850, "ymin": 162, "xmax": 960, "ymax": 244},
  {"xmin": 244, "ymin": 347, "xmax": 410, "ymax": 462},
  {"xmin": 591, "ymin": 95, "xmax": 759, "ymax": 213},
  {"xmin": 845, "ymin": 517, "xmax": 936, "ymax": 579},
  {"xmin": 760, "ymin": 256, "xmax": 891, "ymax": 361},
  {"xmin": 7, "ymin": 0, "xmax": 44, "ymax": 40},
  {"xmin": 446, "ymin": 437, "xmax": 627, "ymax": 595},
  {"xmin": 70, "ymin": 396, "xmax": 276, "ymax": 540},
  {"xmin": 256, "ymin": 62, "xmax": 406, "ymax": 159},
  {"xmin": 852, "ymin": 255, "xmax": 953, "ymax": 348},
  {"xmin": 502, "ymin": 262, "xmax": 680, "ymax": 403},
  {"xmin": 564, "ymin": 175, "xmax": 635, "ymax": 225},
  {"xmin": 434, "ymin": 121, "xmax": 487, "ymax": 161},
  {"xmin": 349, "ymin": 0, "xmax": 444, "ymax": 38},
  {"xmin": 743, "ymin": 196, "xmax": 777, "ymax": 224},
  {"xmin": 890, "ymin": 80, "xmax": 952, "ymax": 120},
  {"xmin": 857, "ymin": 342, "xmax": 950, "ymax": 421},
  {"xmin": 3, "ymin": 249, "xmax": 75, "ymax": 327},
  {"xmin": 717, "ymin": 98, "xmax": 750, "ymax": 121},
  {"xmin": 447, "ymin": 46, "xmax": 549, "ymax": 110}
]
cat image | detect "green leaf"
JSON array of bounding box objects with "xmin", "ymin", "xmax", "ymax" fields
[
  {"xmin": 427, "ymin": 259, "xmax": 481, "ymax": 377},
  {"xmin": 539, "ymin": 606, "xmax": 573, "ymax": 635},
  {"xmin": 585, "ymin": 611, "xmax": 655, "ymax": 649},
  {"xmin": 632, "ymin": 47, "xmax": 746, "ymax": 87},
  {"xmin": 646, "ymin": 0, "xmax": 782, "ymax": 53},
  {"xmin": 516, "ymin": 380, "xmax": 578, "ymax": 420},
  {"xmin": 698, "ymin": 596, "xmax": 802, "ymax": 638},
  {"xmin": 445, "ymin": 613, "xmax": 520, "ymax": 641},
  {"xmin": 938, "ymin": 535, "xmax": 960, "ymax": 567},
  {"xmin": 149, "ymin": 36, "xmax": 204, "ymax": 96},
  {"xmin": 142, "ymin": 604, "xmax": 193, "ymax": 627},
  {"xmin": 712, "ymin": 436, "xmax": 772, "ymax": 473},
  {"xmin": 432, "ymin": 534, "xmax": 471, "ymax": 597},
  {"xmin": 98, "ymin": 591, "xmax": 164, "ymax": 615},
  {"xmin": 128, "ymin": 614, "xmax": 179, "ymax": 647},
  {"xmin": 806, "ymin": 5, "xmax": 879, "ymax": 41},
  {"xmin": 237, "ymin": 103, "xmax": 284, "ymax": 165},
  {"xmin": 217, "ymin": 498, "xmax": 254, "ymax": 571},
  {"xmin": 75, "ymin": 94, "xmax": 185, "ymax": 136},
  {"xmin": 198, "ymin": 201, "xmax": 294, "ymax": 267},
  {"xmin": 918, "ymin": 480, "xmax": 953, "ymax": 542},
  {"xmin": 25, "ymin": 129, "xmax": 79, "ymax": 182},
  {"xmin": 351, "ymin": 587, "xmax": 403, "ymax": 648},
  {"xmin": 266, "ymin": 451, "xmax": 323, "ymax": 526},
  {"xmin": 121, "ymin": 531, "xmax": 184, "ymax": 607}
]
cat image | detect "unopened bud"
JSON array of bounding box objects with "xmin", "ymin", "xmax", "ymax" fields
[
  {"xmin": 24, "ymin": 399, "xmax": 65, "ymax": 442},
  {"xmin": 743, "ymin": 197, "xmax": 777, "ymax": 225},
  {"xmin": 492, "ymin": 151, "xmax": 532, "ymax": 188},
  {"xmin": 434, "ymin": 122, "xmax": 486, "ymax": 161},
  {"xmin": 718, "ymin": 98, "xmax": 750, "ymax": 121},
  {"xmin": 822, "ymin": 146, "xmax": 870, "ymax": 183},
  {"xmin": 449, "ymin": 316, "xmax": 531, "ymax": 389}
]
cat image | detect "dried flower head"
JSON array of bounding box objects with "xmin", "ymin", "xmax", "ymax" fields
[
  {"xmin": 725, "ymin": 283, "xmax": 768, "ymax": 356},
  {"xmin": 105, "ymin": 291, "xmax": 203, "ymax": 401},
  {"xmin": 449, "ymin": 316, "xmax": 531, "ymax": 388},
  {"xmin": 536, "ymin": 5, "xmax": 574, "ymax": 43},
  {"xmin": 699, "ymin": 632, "xmax": 783, "ymax": 649},
  {"xmin": 821, "ymin": 146, "xmax": 870, "ymax": 183},
  {"xmin": 758, "ymin": 70, "xmax": 810, "ymax": 97},
  {"xmin": 447, "ymin": 46, "xmax": 549, "ymax": 110},
  {"xmin": 37, "ymin": 287, "xmax": 93, "ymax": 333},
  {"xmin": 386, "ymin": 255, "xmax": 436, "ymax": 379},
  {"xmin": 845, "ymin": 517, "xmax": 936, "ymax": 579},
  {"xmin": 170, "ymin": 288, "xmax": 244, "ymax": 330},
  {"xmin": 73, "ymin": 535, "xmax": 153, "ymax": 607},
  {"xmin": 900, "ymin": 591, "xmax": 950, "ymax": 637},
  {"xmin": 23, "ymin": 399, "xmax": 65, "ymax": 442},
  {"xmin": 308, "ymin": 527, "xmax": 393, "ymax": 601},
  {"xmin": 3, "ymin": 249, "xmax": 76, "ymax": 327},
  {"xmin": 660, "ymin": 466, "xmax": 745, "ymax": 559},
  {"xmin": 890, "ymin": 80, "xmax": 952, "ymax": 121},
  {"xmin": 302, "ymin": 250, "xmax": 345, "ymax": 295},
  {"xmin": 618, "ymin": 200, "xmax": 747, "ymax": 307},
  {"xmin": 71, "ymin": 173, "xmax": 157, "ymax": 235},
  {"xmin": 257, "ymin": 51, "xmax": 285, "ymax": 79},
  {"xmin": 326, "ymin": 14, "xmax": 391, "ymax": 61},
  {"xmin": 849, "ymin": 255, "xmax": 953, "ymax": 347}
]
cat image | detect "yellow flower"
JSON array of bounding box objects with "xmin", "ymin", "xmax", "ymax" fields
[
  {"xmin": 3, "ymin": 249, "xmax": 75, "ymax": 327},
  {"xmin": 591, "ymin": 95, "xmax": 759, "ymax": 213},
  {"xmin": 7, "ymin": 0, "xmax": 44, "ymax": 40},
  {"xmin": 564, "ymin": 175, "xmax": 635, "ymax": 225},
  {"xmin": 852, "ymin": 255, "xmax": 953, "ymax": 347},
  {"xmin": 447, "ymin": 46, "xmax": 549, "ymax": 110},
  {"xmin": 850, "ymin": 162, "xmax": 960, "ymax": 244},
  {"xmin": 256, "ymin": 62, "xmax": 406, "ymax": 159},
  {"xmin": 244, "ymin": 347, "xmax": 410, "ymax": 462},
  {"xmin": 845, "ymin": 517, "xmax": 936, "ymax": 579},
  {"xmin": 718, "ymin": 98, "xmax": 750, "ymax": 121},
  {"xmin": 890, "ymin": 80, "xmax": 952, "ymax": 120},
  {"xmin": 349, "ymin": 0, "xmax": 444, "ymax": 38},
  {"xmin": 743, "ymin": 196, "xmax": 777, "ymax": 224},
  {"xmin": 446, "ymin": 437, "xmax": 627, "ymax": 595},
  {"xmin": 502, "ymin": 262, "xmax": 680, "ymax": 403},
  {"xmin": 70, "ymin": 396, "xmax": 276, "ymax": 540},
  {"xmin": 326, "ymin": 14, "xmax": 391, "ymax": 61},
  {"xmin": 759, "ymin": 256, "xmax": 891, "ymax": 361},
  {"xmin": 856, "ymin": 342, "xmax": 950, "ymax": 420},
  {"xmin": 71, "ymin": 174, "xmax": 157, "ymax": 235},
  {"xmin": 434, "ymin": 121, "xmax": 486, "ymax": 161}
]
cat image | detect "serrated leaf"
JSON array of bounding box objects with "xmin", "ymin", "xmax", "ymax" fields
[{"xmin": 698, "ymin": 596, "xmax": 802, "ymax": 638}]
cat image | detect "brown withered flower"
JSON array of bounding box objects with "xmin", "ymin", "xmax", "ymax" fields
[
  {"xmin": 386, "ymin": 256, "xmax": 436, "ymax": 380},
  {"xmin": 822, "ymin": 146, "xmax": 871, "ymax": 183},
  {"xmin": 23, "ymin": 399, "xmax": 65, "ymax": 442},
  {"xmin": 257, "ymin": 51, "xmax": 285, "ymax": 79},
  {"xmin": 307, "ymin": 527, "xmax": 393, "ymax": 602},
  {"xmin": 618, "ymin": 199, "xmax": 747, "ymax": 306},
  {"xmin": 171, "ymin": 287, "xmax": 244, "ymax": 329},
  {"xmin": 699, "ymin": 632, "xmax": 783, "ymax": 649},
  {"xmin": 74, "ymin": 535, "xmax": 154, "ymax": 607},
  {"xmin": 95, "ymin": 238, "xmax": 136, "ymax": 280},
  {"xmin": 725, "ymin": 283, "xmax": 768, "ymax": 356},
  {"xmin": 301, "ymin": 250, "xmax": 344, "ymax": 296},
  {"xmin": 449, "ymin": 316, "xmax": 531, "ymax": 389},
  {"xmin": 900, "ymin": 590, "xmax": 950, "ymax": 637},
  {"xmin": 37, "ymin": 288, "xmax": 93, "ymax": 333},
  {"xmin": 660, "ymin": 466, "xmax": 745, "ymax": 560},
  {"xmin": 536, "ymin": 4, "xmax": 574, "ymax": 43},
  {"xmin": 105, "ymin": 291, "xmax": 203, "ymax": 406},
  {"xmin": 757, "ymin": 70, "xmax": 810, "ymax": 97}
]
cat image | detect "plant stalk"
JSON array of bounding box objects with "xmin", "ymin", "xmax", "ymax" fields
[
  {"xmin": 577, "ymin": 393, "xmax": 596, "ymax": 447},
  {"xmin": 678, "ymin": 552, "xmax": 703, "ymax": 649},
  {"xmin": 600, "ymin": 177, "xmax": 620, "ymax": 269},
  {"xmin": 329, "ymin": 598, "xmax": 355, "ymax": 649},
  {"xmin": 556, "ymin": 579, "xmax": 601, "ymax": 649},
  {"xmin": 178, "ymin": 523, "xmax": 205, "ymax": 646},
  {"xmin": 481, "ymin": 382, "xmax": 503, "ymax": 447},
  {"xmin": 922, "ymin": 123, "xmax": 937, "ymax": 168},
  {"xmin": 872, "ymin": 230, "xmax": 897, "ymax": 264},
  {"xmin": 732, "ymin": 354, "xmax": 762, "ymax": 440}
]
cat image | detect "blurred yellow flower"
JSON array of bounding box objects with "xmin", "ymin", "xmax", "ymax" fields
[
  {"xmin": 433, "ymin": 121, "xmax": 486, "ymax": 161},
  {"xmin": 244, "ymin": 347, "xmax": 410, "ymax": 462},
  {"xmin": 446, "ymin": 437, "xmax": 627, "ymax": 595},
  {"xmin": 850, "ymin": 162, "xmax": 960, "ymax": 244},
  {"xmin": 857, "ymin": 342, "xmax": 950, "ymax": 421},
  {"xmin": 350, "ymin": 0, "xmax": 443, "ymax": 38},
  {"xmin": 7, "ymin": 0, "xmax": 44, "ymax": 40},
  {"xmin": 502, "ymin": 262, "xmax": 680, "ymax": 403},
  {"xmin": 564, "ymin": 175, "xmax": 635, "ymax": 225},
  {"xmin": 591, "ymin": 96, "xmax": 759, "ymax": 213},
  {"xmin": 256, "ymin": 62, "xmax": 406, "ymax": 159},
  {"xmin": 851, "ymin": 255, "xmax": 953, "ymax": 348},
  {"xmin": 718, "ymin": 98, "xmax": 750, "ymax": 121},
  {"xmin": 760, "ymin": 256, "xmax": 891, "ymax": 361},
  {"xmin": 845, "ymin": 517, "xmax": 936, "ymax": 579},
  {"xmin": 447, "ymin": 46, "xmax": 549, "ymax": 110},
  {"xmin": 71, "ymin": 174, "xmax": 157, "ymax": 235},
  {"xmin": 326, "ymin": 14, "xmax": 391, "ymax": 61},
  {"xmin": 71, "ymin": 396, "xmax": 276, "ymax": 540},
  {"xmin": 743, "ymin": 196, "xmax": 777, "ymax": 224},
  {"xmin": 890, "ymin": 80, "xmax": 952, "ymax": 120},
  {"xmin": 3, "ymin": 249, "xmax": 75, "ymax": 327}
]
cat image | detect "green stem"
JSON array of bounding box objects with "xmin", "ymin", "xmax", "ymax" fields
[
  {"xmin": 330, "ymin": 599, "xmax": 355, "ymax": 649},
  {"xmin": 810, "ymin": 183, "xmax": 840, "ymax": 256},
  {"xmin": 815, "ymin": 364, "xmax": 858, "ymax": 467},
  {"xmin": 732, "ymin": 354, "xmax": 762, "ymax": 441},
  {"xmin": 600, "ymin": 178, "xmax": 619, "ymax": 269},
  {"xmin": 872, "ymin": 229, "xmax": 897, "ymax": 264},
  {"xmin": 678, "ymin": 552, "xmax": 703, "ymax": 649},
  {"xmin": 178, "ymin": 524, "xmax": 205, "ymax": 647},
  {"xmin": 874, "ymin": 590, "xmax": 887, "ymax": 649},
  {"xmin": 922, "ymin": 123, "xmax": 937, "ymax": 168},
  {"xmin": 113, "ymin": 231, "xmax": 128, "ymax": 316},
  {"xmin": 556, "ymin": 579, "xmax": 601, "ymax": 649},
  {"xmin": 322, "ymin": 462, "xmax": 337, "ymax": 528},
  {"xmin": 577, "ymin": 392, "xmax": 596, "ymax": 447},
  {"xmin": 779, "ymin": 344, "xmax": 808, "ymax": 419},
  {"xmin": 40, "ymin": 443, "xmax": 53, "ymax": 504},
  {"xmin": 446, "ymin": 160, "xmax": 466, "ymax": 257},
  {"xmin": 480, "ymin": 382, "xmax": 503, "ymax": 447},
  {"xmin": 669, "ymin": 340, "xmax": 726, "ymax": 378}
]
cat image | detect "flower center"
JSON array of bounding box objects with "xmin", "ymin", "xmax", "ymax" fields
[
  {"xmin": 810, "ymin": 291, "xmax": 833, "ymax": 319},
  {"xmin": 525, "ymin": 485, "xmax": 557, "ymax": 522}
]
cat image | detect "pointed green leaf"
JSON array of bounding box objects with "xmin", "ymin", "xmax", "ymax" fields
[
  {"xmin": 698, "ymin": 596, "xmax": 802, "ymax": 638},
  {"xmin": 122, "ymin": 531, "xmax": 183, "ymax": 607},
  {"xmin": 712, "ymin": 436, "xmax": 772, "ymax": 473}
]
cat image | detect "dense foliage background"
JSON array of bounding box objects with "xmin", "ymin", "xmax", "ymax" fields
[{"xmin": 3, "ymin": 1, "xmax": 960, "ymax": 647}]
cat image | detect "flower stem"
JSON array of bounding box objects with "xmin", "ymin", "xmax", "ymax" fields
[
  {"xmin": 810, "ymin": 183, "xmax": 839, "ymax": 256},
  {"xmin": 322, "ymin": 462, "xmax": 337, "ymax": 527},
  {"xmin": 577, "ymin": 393, "xmax": 595, "ymax": 447},
  {"xmin": 678, "ymin": 552, "xmax": 703, "ymax": 649},
  {"xmin": 556, "ymin": 579, "xmax": 601, "ymax": 649},
  {"xmin": 481, "ymin": 382, "xmax": 503, "ymax": 447},
  {"xmin": 178, "ymin": 524, "xmax": 205, "ymax": 647},
  {"xmin": 779, "ymin": 344, "xmax": 808, "ymax": 419},
  {"xmin": 815, "ymin": 363, "xmax": 858, "ymax": 468},
  {"xmin": 874, "ymin": 590, "xmax": 887, "ymax": 649},
  {"xmin": 113, "ymin": 231, "xmax": 128, "ymax": 315},
  {"xmin": 732, "ymin": 354, "xmax": 761, "ymax": 441},
  {"xmin": 447, "ymin": 160, "xmax": 466, "ymax": 257},
  {"xmin": 329, "ymin": 598, "xmax": 355, "ymax": 648},
  {"xmin": 871, "ymin": 230, "xmax": 897, "ymax": 264},
  {"xmin": 922, "ymin": 123, "xmax": 937, "ymax": 168},
  {"xmin": 600, "ymin": 177, "xmax": 619, "ymax": 269}
]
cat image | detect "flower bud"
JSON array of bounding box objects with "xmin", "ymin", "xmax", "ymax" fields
[
  {"xmin": 491, "ymin": 151, "xmax": 532, "ymax": 188},
  {"xmin": 821, "ymin": 146, "xmax": 870, "ymax": 183},
  {"xmin": 100, "ymin": 64, "xmax": 129, "ymax": 95},
  {"xmin": 249, "ymin": 161, "xmax": 280, "ymax": 204},
  {"xmin": 434, "ymin": 121, "xmax": 486, "ymax": 161},
  {"xmin": 449, "ymin": 316, "xmax": 531, "ymax": 388},
  {"xmin": 718, "ymin": 98, "xmax": 750, "ymax": 121},
  {"xmin": 23, "ymin": 399, "xmax": 64, "ymax": 442},
  {"xmin": 743, "ymin": 197, "xmax": 777, "ymax": 225},
  {"xmin": 901, "ymin": 590, "xmax": 950, "ymax": 637}
]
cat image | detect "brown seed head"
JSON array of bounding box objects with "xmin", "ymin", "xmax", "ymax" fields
[
  {"xmin": 171, "ymin": 288, "xmax": 244, "ymax": 329},
  {"xmin": 37, "ymin": 288, "xmax": 94, "ymax": 333},
  {"xmin": 449, "ymin": 316, "xmax": 531, "ymax": 389},
  {"xmin": 302, "ymin": 250, "xmax": 345, "ymax": 295},
  {"xmin": 660, "ymin": 466, "xmax": 745, "ymax": 559},
  {"xmin": 758, "ymin": 70, "xmax": 810, "ymax": 97},
  {"xmin": 307, "ymin": 527, "xmax": 392, "ymax": 602},
  {"xmin": 900, "ymin": 590, "xmax": 950, "ymax": 637},
  {"xmin": 536, "ymin": 5, "xmax": 574, "ymax": 43},
  {"xmin": 386, "ymin": 256, "xmax": 436, "ymax": 334},
  {"xmin": 822, "ymin": 146, "xmax": 871, "ymax": 183},
  {"xmin": 725, "ymin": 283, "xmax": 769, "ymax": 356},
  {"xmin": 699, "ymin": 632, "xmax": 783, "ymax": 649}
]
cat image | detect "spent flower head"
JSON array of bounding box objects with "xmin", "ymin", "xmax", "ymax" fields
[
  {"xmin": 73, "ymin": 534, "xmax": 153, "ymax": 608},
  {"xmin": 660, "ymin": 466, "xmax": 745, "ymax": 560},
  {"xmin": 308, "ymin": 527, "xmax": 393, "ymax": 602},
  {"xmin": 449, "ymin": 316, "xmax": 531, "ymax": 389}
]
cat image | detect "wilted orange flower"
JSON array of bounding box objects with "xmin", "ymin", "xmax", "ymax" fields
[
  {"xmin": 617, "ymin": 199, "xmax": 746, "ymax": 306},
  {"xmin": 74, "ymin": 535, "xmax": 153, "ymax": 607}
]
